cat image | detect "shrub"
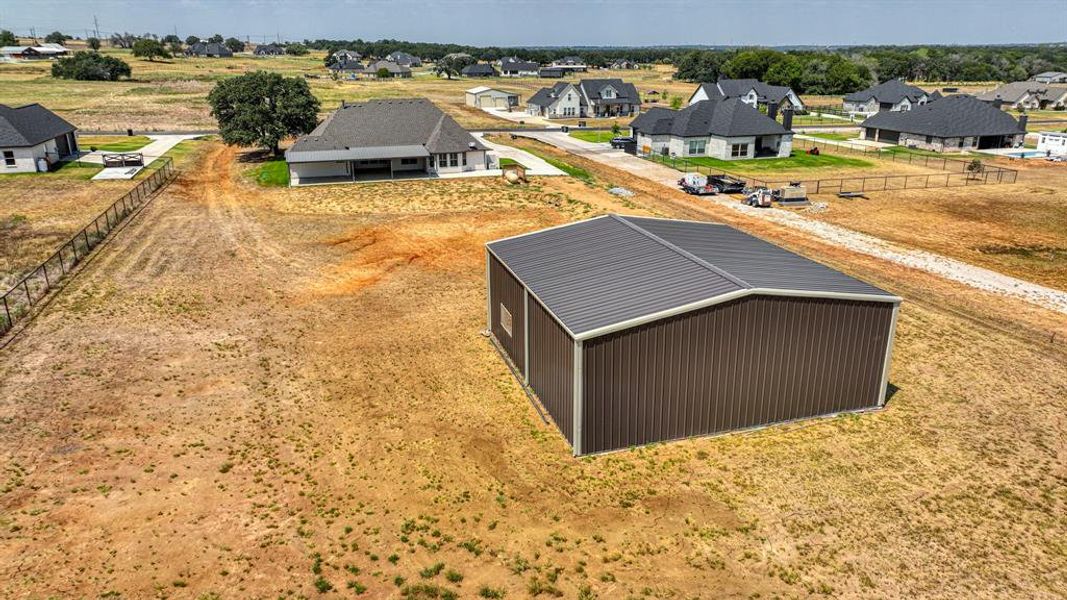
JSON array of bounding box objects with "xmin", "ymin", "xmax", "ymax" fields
[{"xmin": 52, "ymin": 51, "xmax": 131, "ymax": 81}]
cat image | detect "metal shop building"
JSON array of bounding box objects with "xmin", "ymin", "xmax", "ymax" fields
[{"xmin": 486, "ymin": 215, "xmax": 901, "ymax": 456}]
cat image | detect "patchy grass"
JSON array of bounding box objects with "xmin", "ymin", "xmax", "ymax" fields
[
  {"xmin": 249, "ymin": 158, "xmax": 290, "ymax": 187},
  {"xmin": 0, "ymin": 160, "xmax": 102, "ymax": 181},
  {"xmin": 568, "ymin": 130, "xmax": 619, "ymax": 144},
  {"xmin": 517, "ymin": 146, "xmax": 594, "ymax": 183},
  {"xmin": 805, "ymin": 131, "xmax": 857, "ymax": 142},
  {"xmin": 498, "ymin": 157, "xmax": 525, "ymax": 169},
  {"xmin": 668, "ymin": 150, "xmax": 873, "ymax": 173},
  {"xmin": 77, "ymin": 135, "xmax": 153, "ymax": 152}
]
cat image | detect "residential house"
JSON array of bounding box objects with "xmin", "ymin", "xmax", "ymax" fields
[
  {"xmin": 365, "ymin": 60, "xmax": 412, "ymax": 78},
  {"xmin": 332, "ymin": 49, "xmax": 362, "ymax": 62},
  {"xmin": 0, "ymin": 103, "xmax": 79, "ymax": 173},
  {"xmin": 285, "ymin": 98, "xmax": 488, "ymax": 185},
  {"xmin": 689, "ymin": 79, "xmax": 805, "ymax": 113},
  {"xmin": 859, "ymin": 95, "xmax": 1027, "ymax": 152},
  {"xmin": 254, "ymin": 43, "xmax": 286, "ymax": 56},
  {"xmin": 538, "ymin": 67, "xmax": 565, "ymax": 79},
  {"xmin": 609, "ymin": 59, "xmax": 638, "ymax": 70},
  {"xmin": 461, "ymin": 63, "xmax": 498, "ymax": 78},
  {"xmin": 465, "ymin": 86, "xmax": 519, "ymax": 109},
  {"xmin": 1036, "ymin": 131, "xmax": 1067, "ymax": 157},
  {"xmin": 185, "ymin": 42, "xmax": 233, "ymax": 58},
  {"xmin": 499, "ymin": 57, "xmax": 539, "ymax": 77},
  {"xmin": 0, "ymin": 45, "xmax": 69, "ymax": 60},
  {"xmin": 549, "ymin": 56, "xmax": 588, "ymax": 72},
  {"xmin": 629, "ymin": 98, "xmax": 793, "ymax": 160},
  {"xmin": 1032, "ymin": 71, "xmax": 1067, "ymax": 84},
  {"xmin": 842, "ymin": 79, "xmax": 932, "ymax": 115},
  {"xmin": 526, "ymin": 79, "xmax": 640, "ymax": 119},
  {"xmin": 385, "ymin": 51, "xmax": 421, "ymax": 67},
  {"xmin": 976, "ymin": 82, "xmax": 1067, "ymax": 110},
  {"xmin": 329, "ymin": 59, "xmax": 366, "ymax": 78}
]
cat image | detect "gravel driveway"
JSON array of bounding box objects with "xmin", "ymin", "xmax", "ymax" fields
[{"xmin": 518, "ymin": 131, "xmax": 1067, "ymax": 315}]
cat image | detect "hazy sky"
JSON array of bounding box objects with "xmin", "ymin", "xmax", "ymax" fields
[{"xmin": 1, "ymin": 0, "xmax": 1064, "ymax": 46}]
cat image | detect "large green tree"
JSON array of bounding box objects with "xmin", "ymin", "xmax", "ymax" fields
[
  {"xmin": 132, "ymin": 38, "xmax": 171, "ymax": 61},
  {"xmin": 207, "ymin": 71, "xmax": 320, "ymax": 156},
  {"xmin": 0, "ymin": 30, "xmax": 16, "ymax": 46},
  {"xmin": 44, "ymin": 31, "xmax": 69, "ymax": 44},
  {"xmin": 433, "ymin": 54, "xmax": 475, "ymax": 79},
  {"xmin": 225, "ymin": 37, "xmax": 245, "ymax": 53},
  {"xmin": 52, "ymin": 51, "xmax": 131, "ymax": 81},
  {"xmin": 185, "ymin": 35, "xmax": 200, "ymax": 46}
]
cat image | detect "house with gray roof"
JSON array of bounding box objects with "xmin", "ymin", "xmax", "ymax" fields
[
  {"xmin": 630, "ymin": 98, "xmax": 793, "ymax": 160},
  {"xmin": 254, "ymin": 43, "xmax": 285, "ymax": 56},
  {"xmin": 385, "ymin": 51, "xmax": 421, "ymax": 67},
  {"xmin": 184, "ymin": 42, "xmax": 233, "ymax": 58},
  {"xmin": 689, "ymin": 79, "xmax": 805, "ymax": 113},
  {"xmin": 526, "ymin": 79, "xmax": 640, "ymax": 119},
  {"xmin": 975, "ymin": 81, "xmax": 1067, "ymax": 110},
  {"xmin": 499, "ymin": 57, "xmax": 539, "ymax": 77},
  {"xmin": 859, "ymin": 94, "xmax": 1027, "ymax": 152},
  {"xmin": 549, "ymin": 56, "xmax": 588, "ymax": 72},
  {"xmin": 461, "ymin": 63, "xmax": 498, "ymax": 78},
  {"xmin": 285, "ymin": 98, "xmax": 488, "ymax": 185},
  {"xmin": 842, "ymin": 79, "xmax": 932, "ymax": 115},
  {"xmin": 365, "ymin": 60, "xmax": 411, "ymax": 78},
  {"xmin": 1032, "ymin": 71, "xmax": 1067, "ymax": 84},
  {"xmin": 0, "ymin": 103, "xmax": 78, "ymax": 173},
  {"xmin": 328, "ymin": 59, "xmax": 366, "ymax": 78}
]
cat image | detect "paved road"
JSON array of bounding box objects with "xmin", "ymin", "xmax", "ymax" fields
[{"xmin": 518, "ymin": 131, "xmax": 1067, "ymax": 315}]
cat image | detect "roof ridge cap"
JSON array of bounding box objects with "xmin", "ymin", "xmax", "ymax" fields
[{"xmin": 610, "ymin": 215, "xmax": 751, "ymax": 289}]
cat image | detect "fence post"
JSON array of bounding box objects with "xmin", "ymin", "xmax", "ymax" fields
[
  {"xmin": 23, "ymin": 280, "xmax": 33, "ymax": 307},
  {"xmin": 42, "ymin": 263, "xmax": 50, "ymax": 288}
]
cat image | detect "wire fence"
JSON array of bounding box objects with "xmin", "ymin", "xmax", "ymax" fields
[
  {"xmin": 0, "ymin": 158, "xmax": 176, "ymax": 337},
  {"xmin": 641, "ymin": 139, "xmax": 1018, "ymax": 193}
]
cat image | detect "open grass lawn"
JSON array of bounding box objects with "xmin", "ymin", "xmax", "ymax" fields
[
  {"xmin": 77, "ymin": 135, "xmax": 153, "ymax": 152},
  {"xmin": 248, "ymin": 157, "xmax": 291, "ymax": 187},
  {"xmin": 806, "ymin": 131, "xmax": 857, "ymax": 142},
  {"xmin": 497, "ymin": 157, "xmax": 525, "ymax": 169},
  {"xmin": 0, "ymin": 160, "xmax": 102, "ymax": 181},
  {"xmin": 0, "ymin": 142, "xmax": 1063, "ymax": 599},
  {"xmin": 568, "ymin": 129, "xmax": 620, "ymax": 144},
  {"xmin": 678, "ymin": 150, "xmax": 873, "ymax": 173}
]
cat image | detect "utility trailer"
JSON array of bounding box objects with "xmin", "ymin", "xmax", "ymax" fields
[{"xmin": 677, "ymin": 173, "xmax": 718, "ymax": 196}]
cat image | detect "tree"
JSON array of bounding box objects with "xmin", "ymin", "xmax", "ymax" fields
[
  {"xmin": 132, "ymin": 38, "xmax": 171, "ymax": 61},
  {"xmin": 966, "ymin": 158, "xmax": 984, "ymax": 179},
  {"xmin": 162, "ymin": 34, "xmax": 181, "ymax": 45},
  {"xmin": 52, "ymin": 51, "xmax": 131, "ymax": 81},
  {"xmin": 432, "ymin": 53, "xmax": 475, "ymax": 79},
  {"xmin": 207, "ymin": 71, "xmax": 320, "ymax": 156},
  {"xmin": 669, "ymin": 95, "xmax": 683, "ymax": 110},
  {"xmin": 285, "ymin": 43, "xmax": 308, "ymax": 56},
  {"xmin": 0, "ymin": 30, "xmax": 16, "ymax": 46},
  {"xmin": 87, "ymin": 37, "xmax": 101, "ymax": 50},
  {"xmin": 185, "ymin": 35, "xmax": 200, "ymax": 46},
  {"xmin": 376, "ymin": 67, "xmax": 392, "ymax": 79},
  {"xmin": 225, "ymin": 37, "xmax": 245, "ymax": 53},
  {"xmin": 44, "ymin": 31, "xmax": 69, "ymax": 44},
  {"xmin": 208, "ymin": 34, "xmax": 224, "ymax": 44},
  {"xmin": 611, "ymin": 122, "xmax": 621, "ymax": 137}
]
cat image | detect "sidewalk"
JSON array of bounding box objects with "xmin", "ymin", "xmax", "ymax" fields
[
  {"xmin": 83, "ymin": 134, "xmax": 202, "ymax": 180},
  {"xmin": 474, "ymin": 133, "xmax": 566, "ymax": 176}
]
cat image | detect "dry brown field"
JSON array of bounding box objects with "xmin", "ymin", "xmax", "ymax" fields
[{"xmin": 0, "ymin": 140, "xmax": 1064, "ymax": 599}]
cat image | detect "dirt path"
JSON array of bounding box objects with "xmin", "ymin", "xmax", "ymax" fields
[{"xmin": 518, "ymin": 131, "xmax": 1067, "ymax": 315}]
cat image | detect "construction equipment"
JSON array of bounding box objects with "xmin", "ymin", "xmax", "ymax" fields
[
  {"xmin": 708, "ymin": 174, "xmax": 746, "ymax": 194},
  {"xmin": 773, "ymin": 182, "xmax": 809, "ymax": 205},
  {"xmin": 743, "ymin": 187, "xmax": 774, "ymax": 207},
  {"xmin": 678, "ymin": 173, "xmax": 718, "ymax": 196}
]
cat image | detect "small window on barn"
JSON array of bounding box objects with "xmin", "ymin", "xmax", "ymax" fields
[
  {"xmin": 499, "ymin": 304, "xmax": 513, "ymax": 337},
  {"xmin": 2, "ymin": 151, "xmax": 13, "ymax": 167}
]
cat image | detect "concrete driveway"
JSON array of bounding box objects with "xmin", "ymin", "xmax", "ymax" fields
[
  {"xmin": 515, "ymin": 130, "xmax": 679, "ymax": 185},
  {"xmin": 474, "ymin": 133, "xmax": 566, "ymax": 176},
  {"xmin": 82, "ymin": 134, "xmax": 202, "ymax": 180},
  {"xmin": 478, "ymin": 106, "xmax": 555, "ymax": 128}
]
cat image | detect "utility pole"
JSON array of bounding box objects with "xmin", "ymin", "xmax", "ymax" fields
[{"xmin": 94, "ymin": 15, "xmax": 100, "ymax": 40}]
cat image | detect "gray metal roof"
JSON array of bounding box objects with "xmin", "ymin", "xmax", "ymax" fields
[
  {"xmin": 631, "ymin": 98, "xmax": 791, "ymax": 138},
  {"xmin": 0, "ymin": 103, "xmax": 76, "ymax": 148},
  {"xmin": 860, "ymin": 94, "xmax": 1025, "ymax": 138},
  {"xmin": 287, "ymin": 98, "xmax": 486, "ymax": 160},
  {"xmin": 487, "ymin": 215, "xmax": 898, "ymax": 338}
]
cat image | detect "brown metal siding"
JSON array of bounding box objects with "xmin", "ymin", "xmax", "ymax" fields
[
  {"xmin": 489, "ymin": 254, "xmax": 525, "ymax": 376},
  {"xmin": 580, "ymin": 295, "xmax": 895, "ymax": 454},
  {"xmin": 527, "ymin": 297, "xmax": 574, "ymax": 444}
]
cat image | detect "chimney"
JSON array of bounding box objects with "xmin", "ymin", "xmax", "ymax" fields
[
  {"xmin": 1018, "ymin": 115, "xmax": 1028, "ymax": 131},
  {"xmin": 782, "ymin": 108, "xmax": 794, "ymax": 131},
  {"xmin": 341, "ymin": 100, "xmax": 347, "ymax": 108},
  {"xmin": 992, "ymin": 97, "xmax": 1003, "ymax": 110},
  {"xmin": 767, "ymin": 100, "xmax": 779, "ymax": 121}
]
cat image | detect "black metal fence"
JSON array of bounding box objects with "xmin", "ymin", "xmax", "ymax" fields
[
  {"xmin": 641, "ymin": 139, "xmax": 1018, "ymax": 193},
  {"xmin": 0, "ymin": 158, "xmax": 176, "ymax": 337}
]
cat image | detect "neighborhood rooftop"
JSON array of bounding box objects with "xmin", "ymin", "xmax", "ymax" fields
[
  {"xmin": 631, "ymin": 98, "xmax": 790, "ymax": 138},
  {"xmin": 487, "ymin": 215, "xmax": 896, "ymax": 337},
  {"xmin": 0, "ymin": 103, "xmax": 77, "ymax": 147},
  {"xmin": 844, "ymin": 79, "xmax": 929, "ymax": 104},
  {"xmin": 860, "ymin": 94, "xmax": 1026, "ymax": 138},
  {"xmin": 286, "ymin": 98, "xmax": 485, "ymax": 163}
]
